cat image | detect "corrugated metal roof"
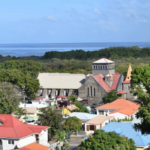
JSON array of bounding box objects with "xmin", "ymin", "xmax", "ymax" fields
[
  {"xmin": 37, "ymin": 73, "xmax": 85, "ymax": 89},
  {"xmin": 102, "ymin": 122, "xmax": 150, "ymax": 147}
]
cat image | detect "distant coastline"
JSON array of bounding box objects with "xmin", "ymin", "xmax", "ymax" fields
[{"xmin": 0, "ymin": 42, "xmax": 150, "ymax": 57}]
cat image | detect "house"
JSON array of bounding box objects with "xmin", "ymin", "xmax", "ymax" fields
[
  {"xmin": 85, "ymin": 115, "xmax": 114, "ymax": 135},
  {"xmin": 12, "ymin": 142, "xmax": 50, "ymax": 150},
  {"xmin": 0, "ymin": 114, "xmax": 50, "ymax": 150},
  {"xmin": 102, "ymin": 122, "xmax": 150, "ymax": 150},
  {"xmin": 62, "ymin": 105, "xmax": 79, "ymax": 116},
  {"xmin": 96, "ymin": 99, "xmax": 140, "ymax": 120}
]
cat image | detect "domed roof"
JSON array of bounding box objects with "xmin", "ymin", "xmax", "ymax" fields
[{"xmin": 93, "ymin": 58, "xmax": 114, "ymax": 64}]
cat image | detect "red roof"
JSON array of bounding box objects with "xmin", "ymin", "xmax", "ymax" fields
[
  {"xmin": 92, "ymin": 73, "xmax": 121, "ymax": 92},
  {"xmin": 12, "ymin": 142, "xmax": 50, "ymax": 150},
  {"xmin": 117, "ymin": 91, "xmax": 127, "ymax": 94},
  {"xmin": 123, "ymin": 80, "xmax": 131, "ymax": 83},
  {"xmin": 92, "ymin": 74, "xmax": 111, "ymax": 92},
  {"xmin": 109, "ymin": 107, "xmax": 137, "ymax": 116},
  {"xmin": 111, "ymin": 73, "xmax": 121, "ymax": 90},
  {"xmin": 96, "ymin": 99, "xmax": 140, "ymax": 110},
  {"xmin": 0, "ymin": 115, "xmax": 49, "ymax": 139}
]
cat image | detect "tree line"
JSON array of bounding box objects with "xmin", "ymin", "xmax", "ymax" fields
[{"xmin": 43, "ymin": 46, "xmax": 150, "ymax": 60}]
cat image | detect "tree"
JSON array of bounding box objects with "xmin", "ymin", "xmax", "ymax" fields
[
  {"xmin": 78, "ymin": 130, "xmax": 136, "ymax": 150},
  {"xmin": 0, "ymin": 82, "xmax": 20, "ymax": 114},
  {"xmin": 38, "ymin": 107, "xmax": 63, "ymax": 140},
  {"xmin": 131, "ymin": 65, "xmax": 150, "ymax": 134},
  {"xmin": 63, "ymin": 116, "xmax": 82, "ymax": 133},
  {"xmin": 103, "ymin": 90, "xmax": 119, "ymax": 104},
  {"xmin": 0, "ymin": 69, "xmax": 40, "ymax": 98},
  {"xmin": 72, "ymin": 101, "xmax": 89, "ymax": 113},
  {"xmin": 68, "ymin": 93, "xmax": 77, "ymax": 103}
]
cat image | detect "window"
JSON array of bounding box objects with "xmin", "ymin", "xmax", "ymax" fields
[
  {"xmin": 87, "ymin": 87, "xmax": 89, "ymax": 96},
  {"xmin": 91, "ymin": 86, "xmax": 92, "ymax": 96},
  {"xmin": 96, "ymin": 66, "xmax": 97, "ymax": 70},
  {"xmin": 128, "ymin": 86, "xmax": 131, "ymax": 90},
  {"xmin": 94, "ymin": 66, "xmax": 95, "ymax": 69},
  {"xmin": 101, "ymin": 66, "xmax": 103, "ymax": 69},
  {"xmin": 90, "ymin": 125, "xmax": 94, "ymax": 131},
  {"xmin": 98, "ymin": 66, "xmax": 100, "ymax": 69},
  {"xmin": 105, "ymin": 66, "xmax": 107, "ymax": 69},
  {"xmin": 99, "ymin": 110, "xmax": 104, "ymax": 115},
  {"xmin": 8, "ymin": 140, "xmax": 14, "ymax": 145},
  {"xmin": 94, "ymin": 88, "xmax": 96, "ymax": 96},
  {"xmin": 0, "ymin": 120, "xmax": 3, "ymax": 125}
]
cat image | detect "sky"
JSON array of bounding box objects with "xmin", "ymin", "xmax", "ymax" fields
[{"xmin": 0, "ymin": 0, "xmax": 150, "ymax": 43}]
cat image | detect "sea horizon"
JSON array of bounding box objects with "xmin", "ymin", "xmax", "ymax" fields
[{"xmin": 0, "ymin": 42, "xmax": 150, "ymax": 57}]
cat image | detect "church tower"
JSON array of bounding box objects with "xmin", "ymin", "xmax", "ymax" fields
[
  {"xmin": 124, "ymin": 64, "xmax": 132, "ymax": 82},
  {"xmin": 92, "ymin": 58, "xmax": 115, "ymax": 76}
]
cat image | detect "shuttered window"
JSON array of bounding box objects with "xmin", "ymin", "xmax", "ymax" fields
[{"xmin": 87, "ymin": 125, "xmax": 90, "ymax": 131}]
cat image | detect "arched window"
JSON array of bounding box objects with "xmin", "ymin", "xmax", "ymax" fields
[
  {"xmin": 87, "ymin": 87, "xmax": 89, "ymax": 96},
  {"xmin": 91, "ymin": 86, "xmax": 92, "ymax": 96},
  {"xmin": 94, "ymin": 88, "xmax": 96, "ymax": 96}
]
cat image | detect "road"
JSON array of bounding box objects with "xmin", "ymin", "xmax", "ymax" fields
[{"xmin": 69, "ymin": 137, "xmax": 86, "ymax": 150}]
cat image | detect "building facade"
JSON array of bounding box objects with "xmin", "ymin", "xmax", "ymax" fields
[{"xmin": 37, "ymin": 58, "xmax": 134, "ymax": 106}]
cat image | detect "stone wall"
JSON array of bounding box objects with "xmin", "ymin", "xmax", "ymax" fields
[{"xmin": 78, "ymin": 76, "xmax": 107, "ymax": 106}]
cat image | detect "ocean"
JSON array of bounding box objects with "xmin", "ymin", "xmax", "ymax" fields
[{"xmin": 0, "ymin": 42, "xmax": 150, "ymax": 57}]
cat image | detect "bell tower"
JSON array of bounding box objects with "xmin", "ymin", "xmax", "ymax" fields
[{"xmin": 92, "ymin": 58, "xmax": 115, "ymax": 76}]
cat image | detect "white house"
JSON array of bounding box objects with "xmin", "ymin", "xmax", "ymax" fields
[
  {"xmin": 0, "ymin": 114, "xmax": 50, "ymax": 150},
  {"xmin": 96, "ymin": 99, "xmax": 140, "ymax": 120},
  {"xmin": 85, "ymin": 115, "xmax": 114, "ymax": 135}
]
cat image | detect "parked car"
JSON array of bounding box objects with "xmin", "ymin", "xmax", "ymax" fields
[{"xmin": 26, "ymin": 120, "xmax": 37, "ymax": 125}]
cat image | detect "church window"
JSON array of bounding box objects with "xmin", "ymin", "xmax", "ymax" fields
[
  {"xmin": 94, "ymin": 88, "xmax": 96, "ymax": 96},
  {"xmin": 91, "ymin": 86, "xmax": 92, "ymax": 96},
  {"xmin": 87, "ymin": 87, "xmax": 89, "ymax": 96}
]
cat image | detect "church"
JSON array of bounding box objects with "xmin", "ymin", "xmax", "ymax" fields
[{"xmin": 37, "ymin": 58, "xmax": 133, "ymax": 106}]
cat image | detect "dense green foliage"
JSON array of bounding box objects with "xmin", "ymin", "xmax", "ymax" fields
[
  {"xmin": 131, "ymin": 65, "xmax": 150, "ymax": 134},
  {"xmin": 0, "ymin": 82, "xmax": 20, "ymax": 114},
  {"xmin": 0, "ymin": 69, "xmax": 40, "ymax": 98},
  {"xmin": 73, "ymin": 101, "xmax": 90, "ymax": 113},
  {"xmin": 63, "ymin": 116, "xmax": 82, "ymax": 133},
  {"xmin": 38, "ymin": 107, "xmax": 63, "ymax": 140},
  {"xmin": 78, "ymin": 130, "xmax": 136, "ymax": 150},
  {"xmin": 0, "ymin": 60, "xmax": 42, "ymax": 77},
  {"xmin": 103, "ymin": 90, "xmax": 119, "ymax": 104},
  {"xmin": 44, "ymin": 46, "xmax": 150, "ymax": 59}
]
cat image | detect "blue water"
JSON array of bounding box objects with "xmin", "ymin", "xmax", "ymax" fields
[{"xmin": 0, "ymin": 42, "xmax": 150, "ymax": 57}]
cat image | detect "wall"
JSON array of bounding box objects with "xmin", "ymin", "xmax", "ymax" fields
[
  {"xmin": 39, "ymin": 130, "xmax": 49, "ymax": 146},
  {"xmin": 123, "ymin": 83, "xmax": 134, "ymax": 100},
  {"xmin": 2, "ymin": 139, "xmax": 19, "ymax": 150},
  {"xmin": 78, "ymin": 76, "xmax": 107, "ymax": 106},
  {"xmin": 62, "ymin": 108, "xmax": 71, "ymax": 116},
  {"xmin": 85, "ymin": 118, "xmax": 113, "ymax": 135},
  {"xmin": 92, "ymin": 63, "xmax": 115, "ymax": 76}
]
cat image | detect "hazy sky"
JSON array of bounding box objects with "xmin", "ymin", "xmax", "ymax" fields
[{"xmin": 0, "ymin": 0, "xmax": 150, "ymax": 43}]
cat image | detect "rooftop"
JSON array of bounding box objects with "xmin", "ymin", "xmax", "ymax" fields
[
  {"xmin": 93, "ymin": 58, "xmax": 114, "ymax": 64},
  {"xmin": 37, "ymin": 73, "xmax": 85, "ymax": 89},
  {"xmin": 12, "ymin": 143, "xmax": 50, "ymax": 150},
  {"xmin": 85, "ymin": 115, "xmax": 113, "ymax": 125},
  {"xmin": 102, "ymin": 122, "xmax": 150, "ymax": 147},
  {"xmin": 67, "ymin": 105, "xmax": 79, "ymax": 111},
  {"xmin": 96, "ymin": 99, "xmax": 140, "ymax": 110},
  {"xmin": 0, "ymin": 114, "xmax": 49, "ymax": 139}
]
